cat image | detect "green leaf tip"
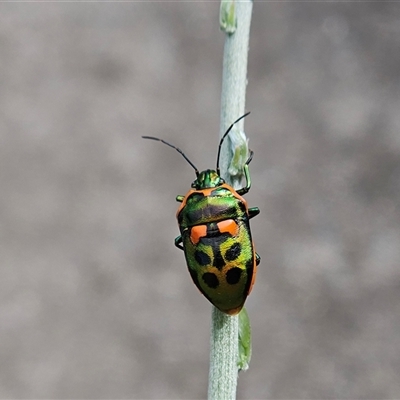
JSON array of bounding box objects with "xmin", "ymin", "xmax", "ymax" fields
[
  {"xmin": 238, "ymin": 307, "xmax": 252, "ymax": 371},
  {"xmin": 227, "ymin": 128, "xmax": 249, "ymax": 177},
  {"xmin": 220, "ymin": 0, "xmax": 237, "ymax": 34}
]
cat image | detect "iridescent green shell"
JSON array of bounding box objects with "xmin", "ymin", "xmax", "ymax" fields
[{"xmin": 176, "ymin": 178, "xmax": 257, "ymax": 315}]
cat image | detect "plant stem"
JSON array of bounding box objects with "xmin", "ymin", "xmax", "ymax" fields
[
  {"xmin": 208, "ymin": 2, "xmax": 253, "ymax": 400},
  {"xmin": 219, "ymin": 0, "xmax": 253, "ymax": 191}
]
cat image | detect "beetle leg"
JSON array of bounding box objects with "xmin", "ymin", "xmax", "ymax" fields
[
  {"xmin": 176, "ymin": 195, "xmax": 185, "ymax": 202},
  {"xmin": 175, "ymin": 235, "xmax": 184, "ymax": 250},
  {"xmin": 256, "ymin": 253, "xmax": 261, "ymax": 265},
  {"xmin": 249, "ymin": 207, "xmax": 260, "ymax": 219},
  {"xmin": 236, "ymin": 150, "xmax": 254, "ymax": 196}
]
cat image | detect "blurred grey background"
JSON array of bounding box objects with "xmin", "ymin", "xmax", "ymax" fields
[{"xmin": 1, "ymin": 2, "xmax": 400, "ymax": 399}]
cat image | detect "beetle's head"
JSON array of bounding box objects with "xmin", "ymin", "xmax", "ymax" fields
[{"xmin": 191, "ymin": 169, "xmax": 224, "ymax": 190}]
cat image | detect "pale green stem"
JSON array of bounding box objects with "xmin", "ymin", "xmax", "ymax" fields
[
  {"xmin": 208, "ymin": 2, "xmax": 253, "ymax": 400},
  {"xmin": 219, "ymin": 0, "xmax": 253, "ymax": 190}
]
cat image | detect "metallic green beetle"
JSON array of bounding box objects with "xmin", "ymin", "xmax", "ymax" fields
[{"xmin": 143, "ymin": 113, "xmax": 260, "ymax": 315}]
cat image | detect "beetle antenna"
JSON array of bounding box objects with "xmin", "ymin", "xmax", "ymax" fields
[
  {"xmin": 142, "ymin": 136, "xmax": 199, "ymax": 177},
  {"xmin": 216, "ymin": 112, "xmax": 250, "ymax": 175}
]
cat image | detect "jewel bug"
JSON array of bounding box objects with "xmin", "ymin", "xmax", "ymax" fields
[{"xmin": 142, "ymin": 113, "xmax": 260, "ymax": 315}]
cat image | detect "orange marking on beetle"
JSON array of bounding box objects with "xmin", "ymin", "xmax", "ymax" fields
[
  {"xmin": 217, "ymin": 219, "xmax": 239, "ymax": 236},
  {"xmin": 190, "ymin": 225, "xmax": 207, "ymax": 244}
]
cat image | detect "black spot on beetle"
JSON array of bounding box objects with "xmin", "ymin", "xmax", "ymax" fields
[
  {"xmin": 186, "ymin": 204, "xmax": 232, "ymax": 224},
  {"xmin": 212, "ymin": 248, "xmax": 226, "ymax": 270},
  {"xmin": 202, "ymin": 272, "xmax": 219, "ymax": 289},
  {"xmin": 226, "ymin": 267, "xmax": 242, "ymax": 285},
  {"xmin": 225, "ymin": 242, "xmax": 241, "ymax": 261},
  {"xmin": 194, "ymin": 250, "xmax": 211, "ymax": 266},
  {"xmin": 188, "ymin": 192, "xmax": 205, "ymax": 201}
]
